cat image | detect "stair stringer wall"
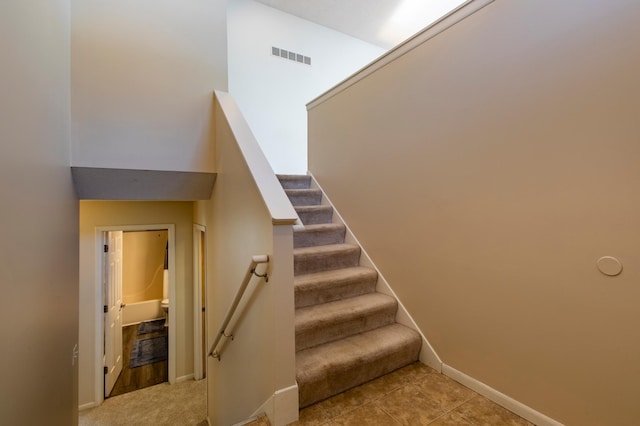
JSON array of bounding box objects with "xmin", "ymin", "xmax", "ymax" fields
[
  {"xmin": 308, "ymin": 172, "xmax": 442, "ymax": 373},
  {"xmin": 205, "ymin": 91, "xmax": 299, "ymax": 426}
]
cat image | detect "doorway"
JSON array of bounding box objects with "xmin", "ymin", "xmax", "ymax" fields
[
  {"xmin": 94, "ymin": 224, "xmax": 177, "ymax": 405},
  {"xmin": 108, "ymin": 229, "xmax": 169, "ymax": 397}
]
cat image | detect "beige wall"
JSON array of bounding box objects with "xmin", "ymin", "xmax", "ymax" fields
[
  {"xmin": 70, "ymin": 0, "xmax": 227, "ymax": 172},
  {"xmin": 0, "ymin": 2, "xmax": 79, "ymax": 425},
  {"xmin": 78, "ymin": 201, "xmax": 194, "ymax": 407},
  {"xmin": 308, "ymin": 0, "xmax": 640, "ymax": 424},
  {"xmin": 203, "ymin": 144, "xmax": 276, "ymax": 426},
  {"xmin": 123, "ymin": 230, "xmax": 168, "ymax": 304}
]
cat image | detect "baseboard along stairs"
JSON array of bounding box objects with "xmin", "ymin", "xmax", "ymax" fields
[{"xmin": 277, "ymin": 175, "xmax": 422, "ymax": 408}]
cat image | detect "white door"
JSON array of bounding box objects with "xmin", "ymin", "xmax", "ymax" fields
[{"xmin": 104, "ymin": 230, "xmax": 123, "ymax": 397}]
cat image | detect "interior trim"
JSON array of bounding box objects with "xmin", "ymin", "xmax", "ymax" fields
[
  {"xmin": 307, "ymin": 0, "xmax": 495, "ymax": 110},
  {"xmin": 442, "ymin": 364, "xmax": 565, "ymax": 426}
]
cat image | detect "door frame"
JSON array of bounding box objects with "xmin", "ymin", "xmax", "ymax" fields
[
  {"xmin": 93, "ymin": 224, "xmax": 176, "ymax": 405},
  {"xmin": 193, "ymin": 224, "xmax": 206, "ymax": 380}
]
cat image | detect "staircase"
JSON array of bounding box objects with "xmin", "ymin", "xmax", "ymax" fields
[{"xmin": 277, "ymin": 175, "xmax": 422, "ymax": 408}]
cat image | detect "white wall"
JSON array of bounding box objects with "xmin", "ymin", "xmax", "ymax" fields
[
  {"xmin": 228, "ymin": 0, "xmax": 386, "ymax": 174},
  {"xmin": 78, "ymin": 202, "xmax": 194, "ymax": 408},
  {"xmin": 71, "ymin": 0, "xmax": 227, "ymax": 172},
  {"xmin": 308, "ymin": 0, "xmax": 640, "ymax": 425},
  {"xmin": 0, "ymin": 2, "xmax": 79, "ymax": 425}
]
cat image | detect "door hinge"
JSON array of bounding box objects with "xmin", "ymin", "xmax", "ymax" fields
[
  {"xmin": 104, "ymin": 366, "xmax": 108, "ymax": 375},
  {"xmin": 103, "ymin": 305, "xmax": 108, "ymax": 313},
  {"xmin": 103, "ymin": 244, "xmax": 109, "ymax": 253},
  {"xmin": 202, "ymin": 307, "xmax": 206, "ymax": 313}
]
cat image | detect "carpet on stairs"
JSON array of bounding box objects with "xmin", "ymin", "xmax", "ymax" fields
[{"xmin": 277, "ymin": 174, "xmax": 422, "ymax": 408}]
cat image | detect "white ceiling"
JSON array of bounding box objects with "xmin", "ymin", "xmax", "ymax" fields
[
  {"xmin": 252, "ymin": 0, "xmax": 467, "ymax": 49},
  {"xmin": 253, "ymin": 0, "xmax": 402, "ymax": 48}
]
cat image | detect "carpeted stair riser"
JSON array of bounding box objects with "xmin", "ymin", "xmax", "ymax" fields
[
  {"xmin": 295, "ymin": 293, "xmax": 398, "ymax": 351},
  {"xmin": 285, "ymin": 189, "xmax": 322, "ymax": 206},
  {"xmin": 295, "ymin": 205, "xmax": 334, "ymax": 225},
  {"xmin": 294, "ymin": 224, "xmax": 346, "ymax": 248},
  {"xmin": 294, "ymin": 244, "xmax": 360, "ymax": 276},
  {"xmin": 277, "ymin": 175, "xmax": 312, "ymax": 190},
  {"xmin": 294, "ymin": 267, "xmax": 378, "ymax": 309},
  {"xmin": 296, "ymin": 324, "xmax": 422, "ymax": 407}
]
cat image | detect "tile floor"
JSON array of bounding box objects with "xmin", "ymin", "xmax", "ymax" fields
[{"xmin": 248, "ymin": 362, "xmax": 534, "ymax": 426}]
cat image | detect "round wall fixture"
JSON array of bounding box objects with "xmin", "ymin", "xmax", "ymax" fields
[{"xmin": 597, "ymin": 256, "xmax": 623, "ymax": 276}]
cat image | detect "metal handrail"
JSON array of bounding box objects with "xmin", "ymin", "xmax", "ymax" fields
[{"xmin": 208, "ymin": 254, "xmax": 269, "ymax": 360}]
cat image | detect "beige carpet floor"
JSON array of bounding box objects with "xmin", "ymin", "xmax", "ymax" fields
[{"xmin": 79, "ymin": 379, "xmax": 207, "ymax": 426}]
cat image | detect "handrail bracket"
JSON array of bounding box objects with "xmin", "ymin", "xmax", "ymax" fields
[
  {"xmin": 207, "ymin": 254, "xmax": 270, "ymax": 360},
  {"xmin": 251, "ymin": 267, "xmax": 269, "ymax": 282}
]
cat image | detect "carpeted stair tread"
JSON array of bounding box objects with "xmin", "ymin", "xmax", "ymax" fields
[
  {"xmin": 294, "ymin": 244, "xmax": 360, "ymax": 276},
  {"xmin": 294, "ymin": 223, "xmax": 346, "ymax": 248},
  {"xmin": 295, "ymin": 293, "xmax": 397, "ymax": 351},
  {"xmin": 285, "ymin": 189, "xmax": 322, "ymax": 206},
  {"xmin": 295, "ymin": 267, "xmax": 378, "ymax": 308},
  {"xmin": 295, "ymin": 205, "xmax": 334, "ymax": 225},
  {"xmin": 277, "ymin": 175, "xmax": 423, "ymax": 410},
  {"xmin": 296, "ymin": 323, "xmax": 421, "ymax": 407},
  {"xmin": 277, "ymin": 175, "xmax": 311, "ymax": 189}
]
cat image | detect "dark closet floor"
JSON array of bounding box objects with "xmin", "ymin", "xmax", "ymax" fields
[{"xmin": 109, "ymin": 322, "xmax": 168, "ymax": 398}]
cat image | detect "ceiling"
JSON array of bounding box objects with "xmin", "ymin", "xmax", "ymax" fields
[{"xmin": 252, "ymin": 0, "xmax": 467, "ymax": 49}]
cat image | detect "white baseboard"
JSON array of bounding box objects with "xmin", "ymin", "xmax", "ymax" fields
[
  {"xmin": 273, "ymin": 384, "xmax": 299, "ymax": 425},
  {"xmin": 176, "ymin": 374, "xmax": 195, "ymax": 383},
  {"xmin": 251, "ymin": 384, "xmax": 299, "ymax": 426},
  {"xmin": 252, "ymin": 394, "xmax": 273, "ymax": 424},
  {"xmin": 232, "ymin": 416, "xmax": 259, "ymax": 426},
  {"xmin": 78, "ymin": 401, "xmax": 98, "ymax": 411},
  {"xmin": 417, "ymin": 340, "xmax": 442, "ymax": 373},
  {"xmin": 442, "ymin": 364, "xmax": 564, "ymax": 426}
]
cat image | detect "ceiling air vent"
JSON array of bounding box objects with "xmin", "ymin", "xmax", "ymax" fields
[{"xmin": 271, "ymin": 47, "xmax": 311, "ymax": 66}]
